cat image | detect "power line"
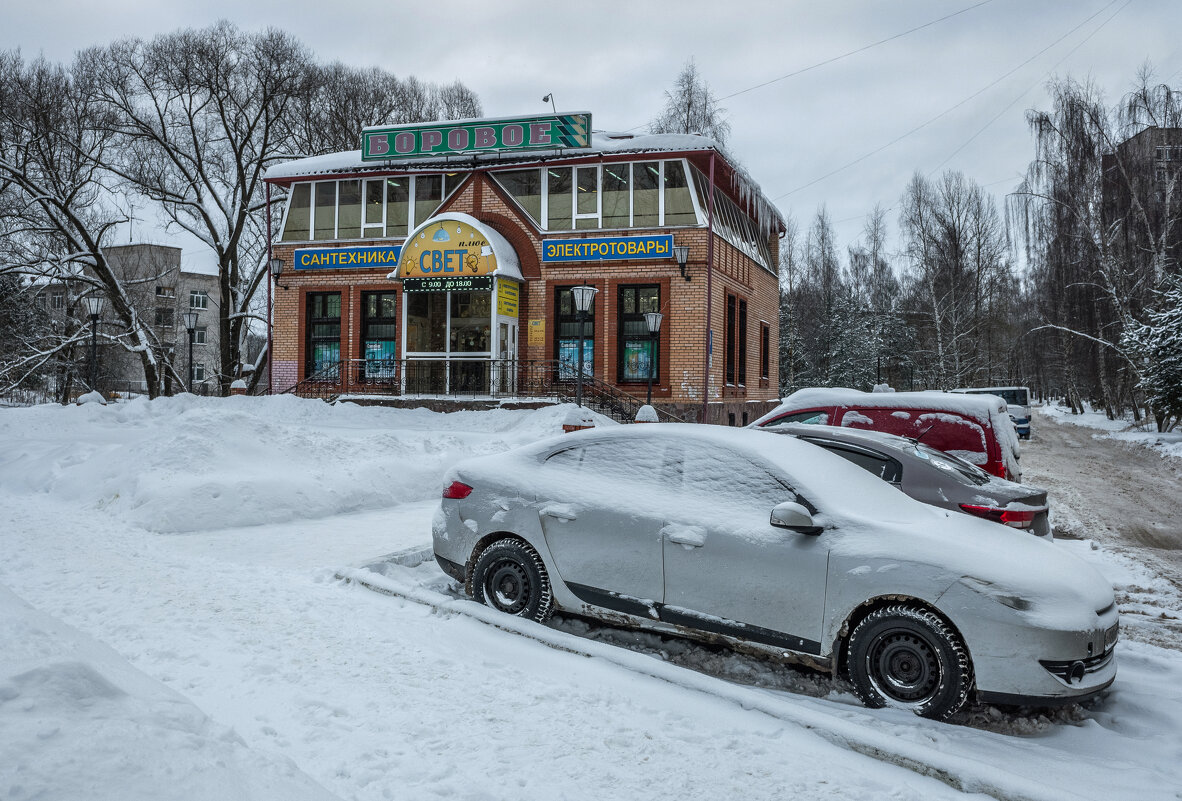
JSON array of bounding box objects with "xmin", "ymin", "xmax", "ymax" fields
[
  {"xmin": 924, "ymin": 0, "xmax": 1131, "ymax": 178},
  {"xmin": 771, "ymin": 0, "xmax": 1121, "ymax": 202},
  {"xmin": 719, "ymin": 0, "xmax": 995, "ymax": 102},
  {"xmin": 624, "ymin": 0, "xmax": 995, "ymax": 133}
]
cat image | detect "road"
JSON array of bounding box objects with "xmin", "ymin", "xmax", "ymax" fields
[{"xmin": 1021, "ymin": 408, "xmax": 1182, "ymax": 649}]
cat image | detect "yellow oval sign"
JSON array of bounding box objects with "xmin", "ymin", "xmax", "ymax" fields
[{"xmin": 400, "ymin": 219, "xmax": 497, "ymax": 279}]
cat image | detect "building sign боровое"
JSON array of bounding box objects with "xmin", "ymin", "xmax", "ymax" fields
[
  {"xmin": 362, "ymin": 113, "xmax": 591, "ymax": 160},
  {"xmin": 542, "ymin": 235, "xmax": 673, "ymax": 263},
  {"xmin": 294, "ymin": 245, "xmax": 402, "ymax": 270}
]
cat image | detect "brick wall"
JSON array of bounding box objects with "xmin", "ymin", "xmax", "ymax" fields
[{"xmin": 268, "ymin": 170, "xmax": 780, "ymax": 417}]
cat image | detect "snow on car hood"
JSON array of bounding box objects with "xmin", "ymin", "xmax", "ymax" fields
[{"xmin": 829, "ymin": 512, "xmax": 1114, "ymax": 629}]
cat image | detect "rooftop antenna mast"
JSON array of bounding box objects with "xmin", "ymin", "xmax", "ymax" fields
[{"xmin": 542, "ymin": 93, "xmax": 557, "ymax": 114}]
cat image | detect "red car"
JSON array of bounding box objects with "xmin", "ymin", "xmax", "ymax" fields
[{"xmin": 751, "ymin": 388, "xmax": 1021, "ymax": 482}]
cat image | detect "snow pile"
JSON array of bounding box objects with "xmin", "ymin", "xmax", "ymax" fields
[
  {"xmin": 0, "ymin": 585, "xmax": 337, "ymax": 801},
  {"xmin": 635, "ymin": 404, "xmax": 659, "ymax": 423},
  {"xmin": 1042, "ymin": 403, "xmax": 1182, "ymax": 461},
  {"xmin": 75, "ymin": 390, "xmax": 106, "ymax": 406},
  {"xmin": 0, "ymin": 395, "xmax": 611, "ymax": 533}
]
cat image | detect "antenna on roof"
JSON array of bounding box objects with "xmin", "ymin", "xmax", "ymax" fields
[{"xmin": 542, "ymin": 93, "xmax": 557, "ymax": 114}]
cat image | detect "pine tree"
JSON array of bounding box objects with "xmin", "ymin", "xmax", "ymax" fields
[{"xmin": 1122, "ymin": 272, "xmax": 1182, "ymax": 431}]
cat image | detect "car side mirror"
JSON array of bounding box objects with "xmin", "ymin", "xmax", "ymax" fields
[{"xmin": 770, "ymin": 501, "xmax": 822, "ymax": 535}]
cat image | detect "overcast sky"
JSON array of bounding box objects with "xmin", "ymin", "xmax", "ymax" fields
[{"xmin": 4, "ymin": 0, "xmax": 1179, "ymax": 264}]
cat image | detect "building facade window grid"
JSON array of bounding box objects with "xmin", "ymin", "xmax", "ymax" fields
[
  {"xmin": 555, "ymin": 286, "xmax": 595, "ymax": 380},
  {"xmin": 306, "ymin": 292, "xmax": 342, "ymax": 378},
  {"xmin": 617, "ymin": 284, "xmax": 660, "ymax": 383}
]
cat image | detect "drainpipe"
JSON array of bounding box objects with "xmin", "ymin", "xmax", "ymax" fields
[
  {"xmin": 703, "ymin": 151, "xmax": 715, "ymax": 423},
  {"xmin": 265, "ymin": 182, "xmax": 273, "ymax": 395}
]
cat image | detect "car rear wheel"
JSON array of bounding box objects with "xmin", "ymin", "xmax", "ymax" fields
[
  {"xmin": 470, "ymin": 539, "xmax": 554, "ymax": 624},
  {"xmin": 846, "ymin": 605, "xmax": 972, "ymax": 721}
]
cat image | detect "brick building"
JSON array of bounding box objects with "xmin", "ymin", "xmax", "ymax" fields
[{"xmin": 263, "ymin": 112, "xmax": 784, "ymax": 424}]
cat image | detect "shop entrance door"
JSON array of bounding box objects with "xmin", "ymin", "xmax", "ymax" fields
[{"xmin": 496, "ymin": 321, "xmax": 518, "ymax": 394}]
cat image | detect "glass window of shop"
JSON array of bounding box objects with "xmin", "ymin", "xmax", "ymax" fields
[
  {"xmin": 617, "ymin": 285, "xmax": 660, "ymax": 383},
  {"xmin": 405, "ymin": 293, "xmax": 446, "ymax": 353},
  {"xmin": 496, "ymin": 170, "xmax": 542, "ymax": 223},
  {"xmin": 337, "ymin": 180, "xmax": 362, "ymax": 239},
  {"xmin": 546, "ymin": 168, "xmax": 573, "ymax": 230},
  {"xmin": 361, "ymin": 291, "xmax": 397, "ymax": 381},
  {"xmin": 663, "ymin": 161, "xmax": 696, "ymax": 226},
  {"xmin": 306, "ymin": 292, "xmax": 341, "ymax": 379},
  {"xmin": 281, "ymin": 183, "xmax": 311, "ymax": 241},
  {"xmin": 555, "ymin": 286, "xmax": 595, "ymax": 380},
  {"xmin": 414, "ymin": 175, "xmax": 443, "ymax": 230},
  {"xmin": 313, "ymin": 182, "xmax": 337, "ymax": 240},
  {"xmin": 601, "ymin": 164, "xmax": 630, "ymax": 228},
  {"xmin": 632, "ymin": 161, "xmax": 661, "ymax": 227},
  {"xmin": 575, "ymin": 167, "xmax": 599, "ymax": 230},
  {"xmin": 385, "ymin": 178, "xmax": 410, "ymax": 238},
  {"xmin": 449, "ymin": 291, "xmax": 491, "ymax": 353}
]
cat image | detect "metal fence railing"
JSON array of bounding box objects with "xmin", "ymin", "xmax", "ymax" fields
[{"xmin": 283, "ymin": 358, "xmax": 688, "ymax": 424}]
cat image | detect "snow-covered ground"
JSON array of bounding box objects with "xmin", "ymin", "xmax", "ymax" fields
[
  {"xmin": 2, "ymin": 396, "xmax": 1181, "ymax": 801},
  {"xmin": 1041, "ymin": 402, "xmax": 1182, "ymax": 461}
]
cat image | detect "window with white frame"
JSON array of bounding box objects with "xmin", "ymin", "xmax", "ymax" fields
[
  {"xmin": 156, "ymin": 285, "xmax": 176, "ymax": 298},
  {"xmin": 279, "ymin": 174, "xmax": 463, "ymax": 242},
  {"xmin": 194, "ymin": 327, "xmax": 207, "ymax": 345},
  {"xmin": 51, "ymin": 292, "xmax": 65, "ymax": 310},
  {"xmin": 190, "ymin": 290, "xmax": 209, "ymax": 309},
  {"xmin": 193, "ymin": 362, "xmax": 206, "ymax": 381},
  {"xmin": 491, "ymin": 160, "xmax": 700, "ymax": 233}
]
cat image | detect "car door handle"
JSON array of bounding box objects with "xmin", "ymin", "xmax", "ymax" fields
[
  {"xmin": 540, "ymin": 504, "xmax": 577, "ymax": 522},
  {"xmin": 662, "ymin": 525, "xmax": 706, "ymax": 548}
]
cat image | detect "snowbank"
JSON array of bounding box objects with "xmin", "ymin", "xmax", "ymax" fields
[
  {"xmin": 0, "ymin": 585, "xmax": 337, "ymax": 801},
  {"xmin": 0, "ymin": 395, "xmax": 612, "ymax": 534}
]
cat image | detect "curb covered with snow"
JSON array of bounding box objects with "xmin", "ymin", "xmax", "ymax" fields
[{"xmin": 337, "ymin": 561, "xmax": 1104, "ymax": 801}]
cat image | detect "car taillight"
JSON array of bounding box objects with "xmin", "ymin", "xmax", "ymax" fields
[
  {"xmin": 959, "ymin": 504, "xmax": 1043, "ymax": 529},
  {"xmin": 442, "ymin": 481, "xmax": 473, "ymax": 499}
]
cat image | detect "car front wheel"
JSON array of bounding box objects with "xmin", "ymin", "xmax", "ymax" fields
[
  {"xmin": 846, "ymin": 604, "xmax": 973, "ymax": 721},
  {"xmin": 470, "ymin": 539, "xmax": 554, "ymax": 624}
]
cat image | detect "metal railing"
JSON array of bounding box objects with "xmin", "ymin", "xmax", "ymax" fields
[{"xmin": 283, "ymin": 358, "xmax": 688, "ymax": 423}]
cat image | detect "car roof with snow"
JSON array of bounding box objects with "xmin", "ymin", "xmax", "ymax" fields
[{"xmin": 754, "ymin": 388, "xmax": 1005, "ymax": 426}]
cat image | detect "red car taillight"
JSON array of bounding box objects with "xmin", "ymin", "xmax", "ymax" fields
[
  {"xmin": 442, "ymin": 480, "xmax": 473, "ymax": 499},
  {"xmin": 959, "ymin": 504, "xmax": 1043, "ymax": 529}
]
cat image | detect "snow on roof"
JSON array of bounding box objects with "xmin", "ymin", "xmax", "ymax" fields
[
  {"xmin": 264, "ymin": 131, "xmax": 719, "ymax": 182},
  {"xmin": 264, "ymin": 129, "xmax": 785, "ymax": 235}
]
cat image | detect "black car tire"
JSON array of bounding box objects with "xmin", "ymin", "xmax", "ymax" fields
[
  {"xmin": 847, "ymin": 604, "xmax": 973, "ymax": 721},
  {"xmin": 470, "ymin": 539, "xmax": 554, "ymax": 624}
]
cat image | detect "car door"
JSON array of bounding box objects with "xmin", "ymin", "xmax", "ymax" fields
[
  {"xmin": 659, "ymin": 439, "xmax": 830, "ymax": 655},
  {"xmin": 535, "ymin": 436, "xmax": 668, "ymax": 614}
]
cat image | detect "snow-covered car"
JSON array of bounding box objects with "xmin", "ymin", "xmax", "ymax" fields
[
  {"xmin": 751, "ymin": 388, "xmax": 1022, "ymax": 482},
  {"xmin": 432, "ymin": 424, "xmax": 1117, "ymax": 721},
  {"xmin": 953, "ymin": 386, "xmax": 1033, "ymax": 439},
  {"xmin": 762, "ymin": 423, "xmax": 1050, "ymax": 535}
]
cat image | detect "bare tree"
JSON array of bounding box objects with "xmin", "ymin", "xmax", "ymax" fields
[
  {"xmin": 0, "ymin": 52, "xmax": 171, "ymax": 399},
  {"xmin": 80, "ymin": 23, "xmax": 316, "ymax": 395},
  {"xmin": 649, "ymin": 59, "xmax": 731, "ymax": 146}
]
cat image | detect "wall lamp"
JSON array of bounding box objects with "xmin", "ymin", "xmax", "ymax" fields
[
  {"xmin": 270, "ymin": 257, "xmax": 288, "ymax": 290},
  {"xmin": 673, "ymin": 245, "xmax": 691, "ymax": 281}
]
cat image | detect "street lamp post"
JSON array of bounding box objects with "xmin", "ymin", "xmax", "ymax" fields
[
  {"xmin": 644, "ymin": 311, "xmax": 663, "ymax": 406},
  {"xmin": 82, "ymin": 295, "xmax": 105, "ymax": 393},
  {"xmin": 183, "ymin": 309, "xmax": 200, "ymax": 392},
  {"xmin": 570, "ymin": 283, "xmax": 598, "ymax": 408}
]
